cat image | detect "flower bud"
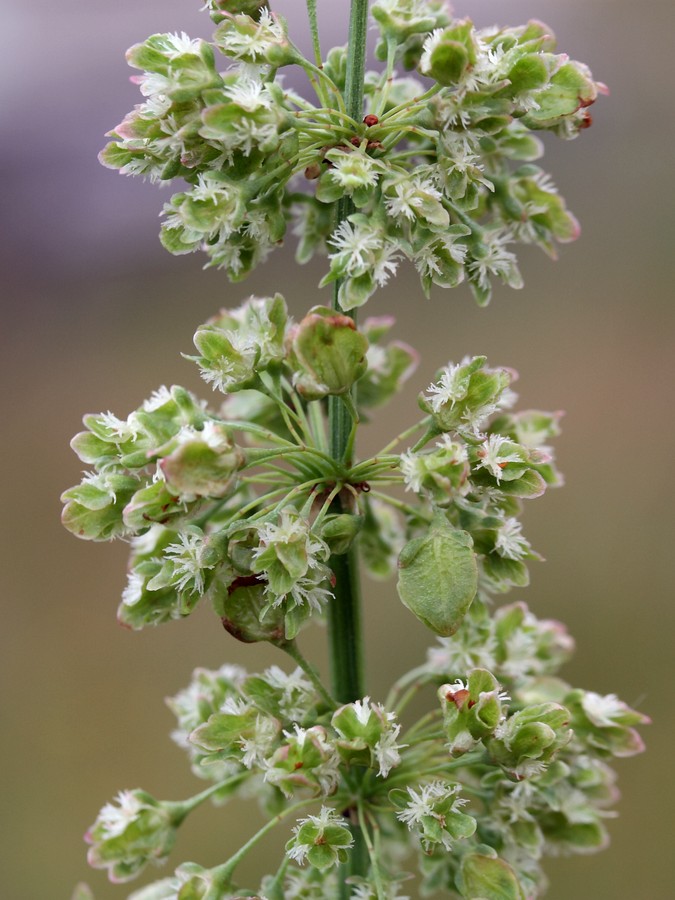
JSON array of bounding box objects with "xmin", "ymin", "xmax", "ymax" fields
[
  {"xmin": 265, "ymin": 725, "xmax": 340, "ymax": 797},
  {"xmin": 206, "ymin": 1, "xmax": 270, "ymax": 25},
  {"xmin": 439, "ymin": 669, "xmax": 509, "ymax": 754},
  {"xmin": 159, "ymin": 423, "xmax": 244, "ymax": 501},
  {"xmin": 61, "ymin": 474, "xmax": 140, "ymax": 541},
  {"xmin": 420, "ymin": 357, "xmax": 513, "ymax": 434},
  {"xmin": 214, "ymin": 11, "xmax": 295, "ymax": 67},
  {"xmin": 122, "ymin": 478, "xmax": 191, "ymax": 532},
  {"xmin": 400, "ymin": 437, "xmax": 469, "ymax": 502},
  {"xmin": 318, "ymin": 514, "xmax": 363, "ymax": 556},
  {"xmin": 564, "ymin": 689, "xmax": 649, "ymax": 758},
  {"xmin": 487, "ymin": 702, "xmax": 571, "ymax": 777},
  {"xmin": 212, "ymin": 577, "xmax": 286, "ymax": 645},
  {"xmin": 419, "ymin": 21, "xmax": 478, "ymax": 86},
  {"xmin": 85, "ymin": 790, "xmax": 178, "ymax": 883},
  {"xmin": 291, "ymin": 307, "xmax": 368, "ymax": 400},
  {"xmin": 189, "ymin": 698, "xmax": 280, "ymax": 769},
  {"xmin": 392, "ymin": 781, "xmax": 476, "ymax": 852},
  {"xmin": 524, "ymin": 60, "xmax": 600, "ymax": 128},
  {"xmin": 286, "ymin": 807, "xmax": 354, "ymax": 871},
  {"xmin": 331, "ymin": 697, "xmax": 404, "ymax": 777},
  {"xmin": 371, "ymin": 0, "xmax": 451, "ymax": 44}
]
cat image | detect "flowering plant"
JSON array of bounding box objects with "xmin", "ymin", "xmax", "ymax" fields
[{"xmin": 64, "ymin": 2, "xmax": 647, "ymax": 898}]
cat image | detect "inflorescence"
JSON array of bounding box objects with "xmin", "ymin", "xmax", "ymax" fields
[{"xmin": 64, "ymin": 3, "xmax": 646, "ymax": 899}]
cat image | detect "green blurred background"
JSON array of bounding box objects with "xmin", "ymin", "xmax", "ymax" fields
[{"xmin": 2, "ymin": 0, "xmax": 673, "ymax": 896}]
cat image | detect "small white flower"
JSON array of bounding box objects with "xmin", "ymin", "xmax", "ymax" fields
[
  {"xmin": 220, "ymin": 696, "xmax": 251, "ymax": 716},
  {"xmin": 143, "ymin": 386, "xmax": 174, "ymax": 412},
  {"xmin": 97, "ymin": 790, "xmax": 143, "ymax": 839},
  {"xmin": 162, "ymin": 32, "xmax": 203, "ymax": 60},
  {"xmin": 419, "ymin": 28, "xmax": 445, "ymax": 76},
  {"xmin": 263, "ymin": 666, "xmax": 314, "ymax": 720},
  {"xmin": 326, "ymin": 150, "xmax": 382, "ymax": 192},
  {"xmin": 475, "ymin": 434, "xmax": 522, "ymax": 481},
  {"xmin": 581, "ymin": 692, "xmax": 629, "ymax": 728},
  {"xmin": 286, "ymin": 567, "xmax": 334, "ymax": 612},
  {"xmin": 218, "ymin": 10, "xmax": 286, "ymax": 62},
  {"xmin": 121, "ymin": 571, "xmax": 145, "ymax": 607},
  {"xmin": 494, "ymin": 517, "xmax": 531, "ymax": 560},
  {"xmin": 427, "ymin": 630, "xmax": 497, "ymax": 676},
  {"xmin": 99, "ymin": 411, "xmax": 143, "ymax": 443},
  {"xmin": 286, "ymin": 841, "xmax": 312, "ymax": 864},
  {"xmin": 224, "ymin": 76, "xmax": 273, "ymax": 112},
  {"xmin": 240, "ymin": 714, "xmax": 278, "ymax": 769},
  {"xmin": 198, "ymin": 330, "xmax": 258, "ymax": 393},
  {"xmin": 329, "ymin": 219, "xmax": 385, "ymax": 274},
  {"xmin": 351, "ymin": 696, "xmax": 374, "ymax": 726},
  {"xmin": 374, "ymin": 724, "xmax": 404, "ymax": 777},
  {"xmin": 469, "ymin": 231, "xmax": 523, "ymax": 292},
  {"xmin": 164, "ymin": 529, "xmax": 215, "ymax": 595},
  {"xmin": 399, "ymin": 450, "xmax": 427, "ymax": 493},
  {"xmin": 396, "ymin": 782, "xmax": 468, "ymax": 849},
  {"xmin": 384, "ymin": 176, "xmax": 443, "ymax": 223},
  {"xmin": 425, "ymin": 362, "xmax": 467, "ymax": 413}
]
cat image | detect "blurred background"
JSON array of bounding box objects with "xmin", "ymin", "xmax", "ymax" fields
[{"xmin": 2, "ymin": 1, "xmax": 673, "ymax": 897}]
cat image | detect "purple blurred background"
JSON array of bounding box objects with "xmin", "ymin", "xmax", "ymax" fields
[{"xmin": 2, "ymin": 1, "xmax": 674, "ymax": 897}]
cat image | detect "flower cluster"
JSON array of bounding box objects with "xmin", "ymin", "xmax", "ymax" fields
[
  {"xmin": 61, "ymin": 296, "xmax": 416, "ymax": 635},
  {"xmin": 393, "ymin": 356, "xmax": 562, "ymax": 624},
  {"xmin": 101, "ymin": 1, "xmax": 604, "ymax": 305},
  {"xmin": 66, "ymin": 3, "xmax": 646, "ymax": 899},
  {"xmin": 83, "ymin": 607, "xmax": 646, "ymax": 897}
]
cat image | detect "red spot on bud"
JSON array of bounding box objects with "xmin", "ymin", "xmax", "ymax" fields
[
  {"xmin": 363, "ymin": 114, "xmax": 379, "ymax": 127},
  {"xmin": 580, "ymin": 112, "xmax": 593, "ymax": 129},
  {"xmin": 446, "ymin": 688, "xmax": 471, "ymax": 709}
]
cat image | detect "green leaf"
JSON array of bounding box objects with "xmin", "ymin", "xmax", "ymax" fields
[
  {"xmin": 459, "ymin": 853, "xmax": 526, "ymax": 900},
  {"xmin": 397, "ymin": 518, "xmax": 477, "ymax": 635}
]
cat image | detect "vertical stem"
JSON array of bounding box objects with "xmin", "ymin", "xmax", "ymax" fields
[
  {"xmin": 305, "ymin": 0, "xmax": 323, "ymax": 68},
  {"xmin": 326, "ymin": 0, "xmax": 370, "ymax": 707},
  {"xmin": 325, "ymin": 1, "xmax": 370, "ymax": 891}
]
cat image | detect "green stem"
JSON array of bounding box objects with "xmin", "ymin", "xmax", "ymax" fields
[
  {"xmin": 211, "ymin": 798, "xmax": 317, "ymax": 888},
  {"xmin": 325, "ymin": 5, "xmax": 370, "ymax": 892},
  {"xmin": 305, "ymin": 0, "xmax": 323, "ymax": 67},
  {"xmin": 326, "ymin": 0, "xmax": 369, "ymax": 707},
  {"xmin": 281, "ymin": 639, "xmax": 336, "ymax": 708},
  {"xmin": 368, "ymin": 489, "xmax": 433, "ymax": 525},
  {"xmin": 169, "ymin": 773, "xmax": 248, "ymax": 825},
  {"xmin": 357, "ymin": 804, "xmax": 387, "ymax": 899},
  {"xmin": 343, "ymin": 0, "xmax": 370, "ymax": 127}
]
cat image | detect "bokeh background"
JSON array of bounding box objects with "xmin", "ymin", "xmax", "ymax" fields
[{"xmin": 2, "ymin": 1, "xmax": 674, "ymax": 897}]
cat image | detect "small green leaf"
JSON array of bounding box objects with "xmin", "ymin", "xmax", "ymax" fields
[
  {"xmin": 459, "ymin": 853, "xmax": 526, "ymax": 900},
  {"xmin": 397, "ymin": 518, "xmax": 477, "ymax": 636}
]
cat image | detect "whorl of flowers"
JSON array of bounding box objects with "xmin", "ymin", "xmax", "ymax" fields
[
  {"xmin": 101, "ymin": 1, "xmax": 605, "ymax": 306},
  {"xmin": 64, "ymin": 4, "xmax": 648, "ymax": 900}
]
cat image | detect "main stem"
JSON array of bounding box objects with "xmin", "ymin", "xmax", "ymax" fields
[
  {"xmin": 326, "ymin": 0, "xmax": 369, "ymax": 708},
  {"xmin": 322, "ymin": 4, "xmax": 371, "ymax": 890}
]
